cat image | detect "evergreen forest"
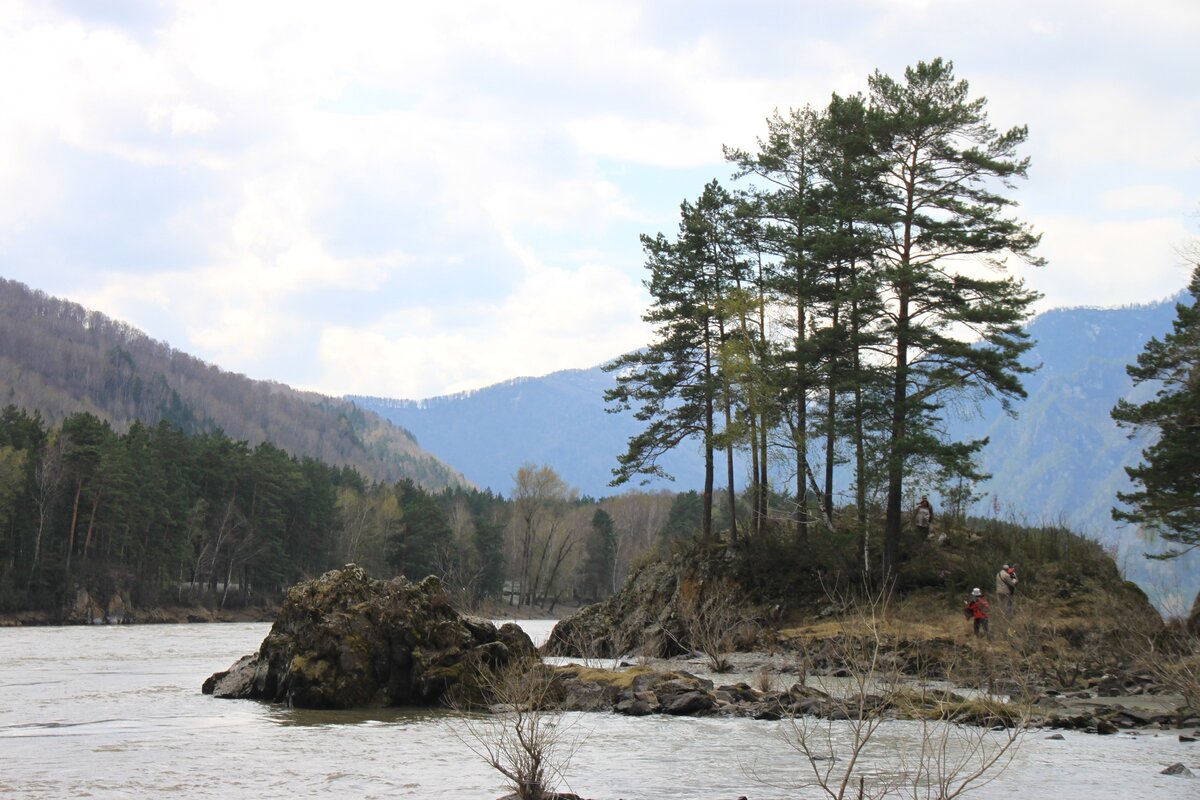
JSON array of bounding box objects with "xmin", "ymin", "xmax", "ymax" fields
[{"xmin": 0, "ymin": 406, "xmax": 692, "ymax": 617}]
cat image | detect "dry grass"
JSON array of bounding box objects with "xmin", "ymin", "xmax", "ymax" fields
[{"xmin": 549, "ymin": 664, "xmax": 692, "ymax": 690}]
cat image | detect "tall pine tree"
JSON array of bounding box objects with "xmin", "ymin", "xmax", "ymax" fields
[
  {"xmin": 869, "ymin": 58, "xmax": 1042, "ymax": 578},
  {"xmin": 1112, "ymin": 262, "xmax": 1200, "ymax": 557}
]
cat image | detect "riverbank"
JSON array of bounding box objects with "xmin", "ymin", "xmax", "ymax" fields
[
  {"xmin": 0, "ymin": 604, "xmax": 279, "ymax": 626},
  {"xmin": 573, "ymin": 647, "xmax": 1199, "ymax": 737}
]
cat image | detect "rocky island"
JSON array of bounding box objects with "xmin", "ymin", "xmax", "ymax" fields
[{"xmin": 203, "ymin": 566, "xmax": 536, "ymax": 708}]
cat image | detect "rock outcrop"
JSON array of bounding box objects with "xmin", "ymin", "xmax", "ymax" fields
[
  {"xmin": 203, "ymin": 565, "xmax": 536, "ymax": 709},
  {"xmin": 63, "ymin": 588, "xmax": 132, "ymax": 624},
  {"xmin": 545, "ymin": 544, "xmax": 760, "ymax": 660},
  {"xmin": 549, "ymin": 664, "xmax": 1024, "ymax": 727}
]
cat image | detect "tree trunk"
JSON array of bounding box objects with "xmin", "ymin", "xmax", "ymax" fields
[
  {"xmin": 702, "ymin": 333, "xmax": 715, "ymax": 541},
  {"xmin": 884, "ymin": 147, "xmax": 921, "ymax": 580},
  {"xmin": 795, "ymin": 287, "xmax": 809, "ymax": 543},
  {"xmin": 82, "ymin": 490, "xmax": 102, "ymax": 566},
  {"xmin": 64, "ymin": 479, "xmax": 82, "ymax": 577}
]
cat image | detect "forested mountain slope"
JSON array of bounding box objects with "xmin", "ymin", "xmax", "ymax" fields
[
  {"xmin": 354, "ymin": 300, "xmax": 1179, "ymax": 511},
  {"xmin": 355, "ymin": 297, "xmax": 1199, "ymax": 608},
  {"xmin": 958, "ymin": 300, "xmax": 1181, "ymax": 537},
  {"xmin": 0, "ymin": 278, "xmax": 465, "ymax": 489},
  {"xmin": 351, "ymin": 368, "xmax": 694, "ymax": 499},
  {"xmin": 352, "ymin": 298, "xmax": 1191, "ymax": 576}
]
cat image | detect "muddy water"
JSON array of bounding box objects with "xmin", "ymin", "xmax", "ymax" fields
[{"xmin": 0, "ymin": 623, "xmax": 1195, "ymax": 798}]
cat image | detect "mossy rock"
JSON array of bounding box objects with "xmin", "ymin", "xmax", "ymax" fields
[{"xmin": 204, "ymin": 566, "xmax": 536, "ymax": 709}]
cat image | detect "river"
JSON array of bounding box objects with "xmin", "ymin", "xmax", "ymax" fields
[{"xmin": 0, "ymin": 623, "xmax": 1195, "ymax": 799}]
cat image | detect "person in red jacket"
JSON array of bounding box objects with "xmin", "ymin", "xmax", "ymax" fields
[{"xmin": 964, "ymin": 587, "xmax": 990, "ymax": 638}]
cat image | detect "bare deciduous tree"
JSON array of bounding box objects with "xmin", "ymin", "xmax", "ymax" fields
[
  {"xmin": 675, "ymin": 578, "xmax": 756, "ymax": 673},
  {"xmin": 30, "ymin": 434, "xmax": 68, "ymax": 580},
  {"xmin": 510, "ymin": 465, "xmax": 576, "ymax": 610},
  {"xmin": 771, "ymin": 590, "xmax": 1027, "ymax": 800},
  {"xmin": 447, "ymin": 660, "xmax": 586, "ymax": 800}
]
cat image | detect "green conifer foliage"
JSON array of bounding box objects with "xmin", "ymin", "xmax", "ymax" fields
[{"xmin": 1112, "ymin": 264, "xmax": 1200, "ymax": 557}]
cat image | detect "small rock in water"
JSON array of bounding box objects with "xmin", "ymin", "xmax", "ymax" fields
[
  {"xmin": 1180, "ymin": 734, "xmax": 1197, "ymax": 743},
  {"xmin": 1045, "ymin": 733, "xmax": 1065, "ymax": 740},
  {"xmin": 1161, "ymin": 762, "xmax": 1194, "ymax": 778}
]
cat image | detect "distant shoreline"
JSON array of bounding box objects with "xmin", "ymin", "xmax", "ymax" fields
[
  {"xmin": 0, "ymin": 602, "xmax": 577, "ymax": 628},
  {"xmin": 0, "ymin": 606, "xmax": 278, "ymax": 627}
]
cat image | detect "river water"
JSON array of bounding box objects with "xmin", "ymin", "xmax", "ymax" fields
[{"xmin": 1, "ymin": 622, "xmax": 1196, "ymax": 799}]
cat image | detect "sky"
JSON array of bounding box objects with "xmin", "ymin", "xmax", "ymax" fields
[{"xmin": 1, "ymin": 0, "xmax": 1198, "ymax": 400}]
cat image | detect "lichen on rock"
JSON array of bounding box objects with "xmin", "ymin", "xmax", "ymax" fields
[{"xmin": 202, "ymin": 565, "xmax": 536, "ymax": 709}]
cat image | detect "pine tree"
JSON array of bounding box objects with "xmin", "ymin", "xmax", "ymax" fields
[
  {"xmin": 868, "ymin": 58, "xmax": 1042, "ymax": 578},
  {"xmin": 606, "ymin": 184, "xmax": 742, "ymax": 540},
  {"xmin": 1112, "ymin": 263, "xmax": 1200, "ymax": 557},
  {"xmin": 726, "ymin": 106, "xmax": 825, "ymax": 540}
]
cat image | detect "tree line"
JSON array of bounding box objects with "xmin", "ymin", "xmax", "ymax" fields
[
  {"xmin": 607, "ymin": 58, "xmax": 1043, "ymax": 579},
  {"xmin": 1112, "ymin": 239, "xmax": 1200, "ymax": 561},
  {"xmin": 0, "ymin": 406, "xmax": 700, "ymax": 615}
]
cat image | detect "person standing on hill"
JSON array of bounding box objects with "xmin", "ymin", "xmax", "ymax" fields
[
  {"xmin": 995, "ymin": 563, "xmax": 1018, "ymax": 613},
  {"xmin": 964, "ymin": 588, "xmax": 990, "ymax": 638},
  {"xmin": 914, "ymin": 495, "xmax": 934, "ymax": 539}
]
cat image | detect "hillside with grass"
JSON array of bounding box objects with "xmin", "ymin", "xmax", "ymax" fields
[
  {"xmin": 548, "ymin": 514, "xmax": 1164, "ymax": 676},
  {"xmin": 546, "ymin": 515, "xmax": 1198, "ymax": 732}
]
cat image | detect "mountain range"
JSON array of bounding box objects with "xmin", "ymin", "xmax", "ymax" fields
[
  {"xmin": 2, "ymin": 275, "xmax": 1193, "ymax": 608},
  {"xmin": 351, "ymin": 297, "xmax": 1199, "ymax": 610},
  {"xmin": 351, "ymin": 299, "xmax": 1177, "ymax": 517}
]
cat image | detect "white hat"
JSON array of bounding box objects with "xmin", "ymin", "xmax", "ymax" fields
[{"xmin": 971, "ymin": 588, "xmax": 982, "ymax": 596}]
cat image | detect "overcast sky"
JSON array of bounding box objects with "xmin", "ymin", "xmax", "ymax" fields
[{"xmin": 1, "ymin": 0, "xmax": 1197, "ymax": 400}]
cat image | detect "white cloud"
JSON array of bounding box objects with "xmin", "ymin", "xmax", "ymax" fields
[
  {"xmin": 1027, "ymin": 215, "xmax": 1195, "ymax": 309},
  {"xmin": 1038, "ymin": 84, "xmax": 1200, "ymax": 171},
  {"xmin": 2, "ymin": 0, "xmax": 1199, "ymax": 400},
  {"xmin": 315, "ymin": 260, "xmax": 650, "ymax": 398},
  {"xmin": 149, "ymin": 103, "xmax": 220, "ymax": 137},
  {"xmin": 1099, "ymin": 185, "xmax": 1188, "ymax": 214},
  {"xmin": 486, "ymin": 179, "xmax": 638, "ymax": 233}
]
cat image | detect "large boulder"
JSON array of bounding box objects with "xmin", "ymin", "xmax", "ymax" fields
[
  {"xmin": 202, "ymin": 565, "xmax": 536, "ymax": 709},
  {"xmin": 544, "ymin": 543, "xmax": 755, "ymax": 660},
  {"xmin": 543, "ymin": 556, "xmax": 688, "ymax": 660}
]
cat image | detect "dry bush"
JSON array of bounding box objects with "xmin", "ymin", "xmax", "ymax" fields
[
  {"xmin": 446, "ymin": 660, "xmax": 587, "ymax": 800},
  {"xmin": 753, "ymin": 664, "xmax": 774, "ymax": 693},
  {"xmin": 1114, "ymin": 617, "xmax": 1200, "ymax": 721},
  {"xmin": 769, "ymin": 589, "xmax": 1028, "ymax": 800},
  {"xmin": 675, "ymin": 577, "xmax": 757, "ymax": 673}
]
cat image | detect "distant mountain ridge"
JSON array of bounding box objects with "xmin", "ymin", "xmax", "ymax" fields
[
  {"xmin": 352, "ymin": 299, "xmax": 1180, "ymax": 511},
  {"xmin": 957, "ymin": 299, "xmax": 1183, "ymax": 537},
  {"xmin": 351, "ymin": 366, "xmax": 673, "ymax": 499},
  {"xmin": 351, "ymin": 296, "xmax": 1199, "ymax": 607},
  {"xmin": 0, "ymin": 277, "xmax": 467, "ymax": 489}
]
